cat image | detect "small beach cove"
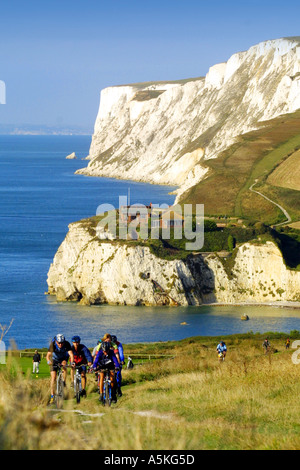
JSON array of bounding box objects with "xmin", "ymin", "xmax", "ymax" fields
[{"xmin": 23, "ymin": 297, "xmax": 300, "ymax": 350}]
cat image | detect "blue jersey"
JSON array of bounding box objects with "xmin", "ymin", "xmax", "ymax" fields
[
  {"xmin": 93, "ymin": 349, "xmax": 119, "ymax": 370},
  {"xmin": 116, "ymin": 341, "xmax": 124, "ymax": 363},
  {"xmin": 48, "ymin": 340, "xmax": 72, "ymax": 362}
]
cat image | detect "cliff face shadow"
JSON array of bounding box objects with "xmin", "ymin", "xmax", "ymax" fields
[
  {"xmin": 272, "ymin": 230, "xmax": 300, "ymax": 269},
  {"xmin": 176, "ymin": 254, "xmax": 217, "ymax": 305}
]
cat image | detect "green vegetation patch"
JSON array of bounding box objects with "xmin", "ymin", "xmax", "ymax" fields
[
  {"xmin": 74, "ymin": 207, "xmax": 300, "ymax": 270},
  {"xmin": 180, "ymin": 110, "xmax": 300, "ymax": 225},
  {"xmin": 2, "ymin": 332, "xmax": 300, "ymax": 450}
]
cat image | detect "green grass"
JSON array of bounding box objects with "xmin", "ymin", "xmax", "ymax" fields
[
  {"xmin": 255, "ymin": 184, "xmax": 300, "ymax": 222},
  {"xmin": 0, "ymin": 356, "xmax": 49, "ymax": 378},
  {"xmin": 1, "ymin": 332, "xmax": 300, "ymax": 450},
  {"xmin": 179, "ymin": 110, "xmax": 300, "ymax": 224},
  {"xmin": 247, "ymin": 134, "xmax": 300, "ymax": 183},
  {"xmin": 268, "ymin": 149, "xmax": 300, "ymax": 191}
]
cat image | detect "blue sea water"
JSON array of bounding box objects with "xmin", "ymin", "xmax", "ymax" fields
[{"xmin": 0, "ymin": 135, "xmax": 300, "ymax": 350}]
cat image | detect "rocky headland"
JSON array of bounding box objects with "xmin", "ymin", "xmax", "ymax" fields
[{"xmin": 47, "ymin": 221, "xmax": 300, "ymax": 306}]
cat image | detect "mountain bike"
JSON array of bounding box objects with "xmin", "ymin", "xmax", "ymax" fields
[
  {"xmin": 100, "ymin": 369, "xmax": 113, "ymax": 406},
  {"xmin": 55, "ymin": 363, "xmax": 66, "ymax": 409},
  {"xmin": 218, "ymin": 352, "xmax": 225, "ymax": 363},
  {"xmin": 73, "ymin": 364, "xmax": 88, "ymax": 404},
  {"xmin": 98, "ymin": 368, "xmax": 119, "ymax": 406}
]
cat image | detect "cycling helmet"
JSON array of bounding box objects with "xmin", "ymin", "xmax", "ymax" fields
[
  {"xmin": 101, "ymin": 341, "xmax": 111, "ymax": 352},
  {"xmin": 72, "ymin": 335, "xmax": 81, "ymax": 343},
  {"xmin": 56, "ymin": 334, "xmax": 65, "ymax": 344},
  {"xmin": 111, "ymin": 335, "xmax": 117, "ymax": 343}
]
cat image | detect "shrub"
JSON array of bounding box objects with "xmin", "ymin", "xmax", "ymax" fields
[
  {"xmin": 204, "ymin": 220, "xmax": 218, "ymax": 232},
  {"xmin": 228, "ymin": 235, "xmax": 235, "ymax": 252}
]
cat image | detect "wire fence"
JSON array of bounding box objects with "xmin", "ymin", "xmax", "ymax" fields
[
  {"xmin": 125, "ymin": 353, "xmax": 175, "ymax": 361},
  {"xmin": 5, "ymin": 351, "xmax": 175, "ymax": 361},
  {"xmin": 8, "ymin": 351, "xmax": 48, "ymax": 359}
]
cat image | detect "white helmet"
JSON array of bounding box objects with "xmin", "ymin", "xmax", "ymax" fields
[{"xmin": 56, "ymin": 334, "xmax": 65, "ymax": 344}]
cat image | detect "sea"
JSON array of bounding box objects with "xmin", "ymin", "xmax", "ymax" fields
[{"xmin": 1, "ymin": 135, "xmax": 300, "ymax": 350}]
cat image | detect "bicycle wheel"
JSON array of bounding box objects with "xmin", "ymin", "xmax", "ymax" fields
[
  {"xmin": 56, "ymin": 372, "xmax": 64, "ymax": 409},
  {"xmin": 104, "ymin": 381, "xmax": 111, "ymax": 407},
  {"xmin": 75, "ymin": 376, "xmax": 81, "ymax": 404}
]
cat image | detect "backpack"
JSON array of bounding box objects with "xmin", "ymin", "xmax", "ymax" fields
[{"xmin": 127, "ymin": 357, "xmax": 134, "ymax": 369}]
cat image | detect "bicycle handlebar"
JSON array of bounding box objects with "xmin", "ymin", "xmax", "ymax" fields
[{"xmin": 55, "ymin": 363, "xmax": 90, "ymax": 369}]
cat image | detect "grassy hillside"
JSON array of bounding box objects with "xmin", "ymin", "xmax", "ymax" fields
[
  {"xmin": 267, "ymin": 149, "xmax": 300, "ymax": 191},
  {"xmin": 179, "ymin": 110, "xmax": 300, "ymax": 225},
  {"xmin": 1, "ymin": 332, "xmax": 300, "ymax": 450}
]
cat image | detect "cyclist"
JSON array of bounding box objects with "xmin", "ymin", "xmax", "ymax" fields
[
  {"xmin": 92, "ymin": 340, "xmax": 102, "ymax": 384},
  {"xmin": 92, "ymin": 340, "xmax": 102, "ymax": 360},
  {"xmin": 93, "ymin": 341, "xmax": 119, "ymax": 404},
  {"xmin": 216, "ymin": 341, "xmax": 227, "ymax": 360},
  {"xmin": 94, "ymin": 333, "xmax": 120, "ymax": 363},
  {"xmin": 104, "ymin": 333, "xmax": 120, "ymax": 363},
  {"xmin": 46, "ymin": 334, "xmax": 74, "ymax": 405},
  {"xmin": 262, "ymin": 338, "xmax": 270, "ymax": 354},
  {"xmin": 111, "ymin": 335, "xmax": 124, "ymax": 397},
  {"xmin": 70, "ymin": 336, "xmax": 93, "ymax": 397}
]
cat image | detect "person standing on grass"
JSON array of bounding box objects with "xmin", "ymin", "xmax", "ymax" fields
[
  {"xmin": 32, "ymin": 350, "xmax": 41, "ymax": 376},
  {"xmin": 262, "ymin": 338, "xmax": 270, "ymax": 354}
]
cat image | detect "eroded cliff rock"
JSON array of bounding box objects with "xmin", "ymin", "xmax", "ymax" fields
[
  {"xmin": 47, "ymin": 221, "xmax": 300, "ymax": 306},
  {"xmin": 66, "ymin": 152, "xmax": 77, "ymax": 160}
]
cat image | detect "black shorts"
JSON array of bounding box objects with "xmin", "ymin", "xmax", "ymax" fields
[
  {"xmin": 98, "ymin": 362, "xmax": 115, "ymax": 372},
  {"xmin": 75, "ymin": 364, "xmax": 87, "ymax": 374},
  {"xmin": 50, "ymin": 360, "xmax": 67, "ymax": 373}
]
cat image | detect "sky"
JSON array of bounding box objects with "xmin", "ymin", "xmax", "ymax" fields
[{"xmin": 0, "ymin": 0, "xmax": 299, "ymax": 131}]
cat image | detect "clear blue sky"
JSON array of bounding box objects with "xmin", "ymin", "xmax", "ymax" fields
[{"xmin": 0, "ymin": 0, "xmax": 299, "ymax": 130}]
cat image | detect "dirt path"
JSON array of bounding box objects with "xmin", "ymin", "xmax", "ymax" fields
[
  {"xmin": 249, "ymin": 182, "xmax": 291, "ymax": 226},
  {"xmin": 48, "ymin": 406, "xmax": 173, "ymax": 421}
]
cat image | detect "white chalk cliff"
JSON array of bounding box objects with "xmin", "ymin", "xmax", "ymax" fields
[
  {"xmin": 47, "ymin": 222, "xmax": 300, "ymax": 306},
  {"xmin": 76, "ymin": 37, "xmax": 300, "ymax": 201},
  {"xmin": 48, "ymin": 38, "xmax": 300, "ymax": 308}
]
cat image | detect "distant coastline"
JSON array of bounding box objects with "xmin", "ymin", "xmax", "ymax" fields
[{"xmin": 0, "ymin": 124, "xmax": 92, "ymax": 136}]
